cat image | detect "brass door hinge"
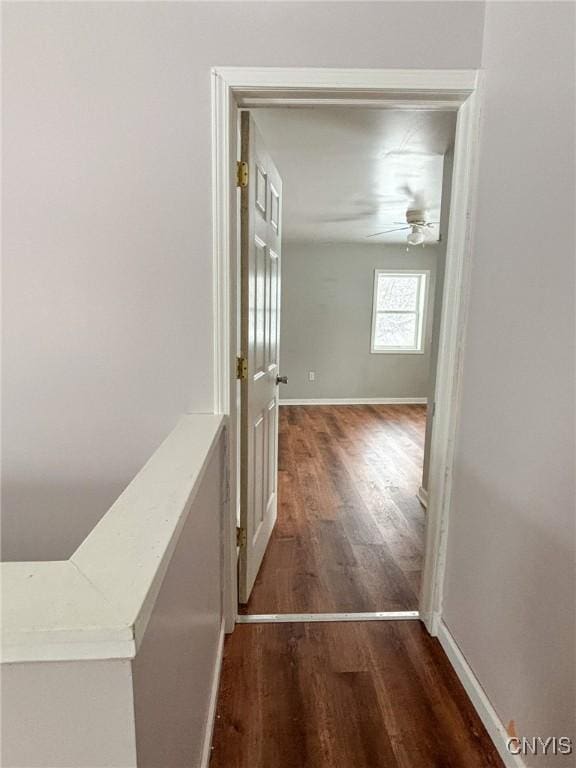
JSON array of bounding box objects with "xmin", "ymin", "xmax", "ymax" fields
[
  {"xmin": 236, "ymin": 161, "xmax": 248, "ymax": 188},
  {"xmin": 236, "ymin": 355, "xmax": 247, "ymax": 380},
  {"xmin": 236, "ymin": 526, "xmax": 247, "ymax": 548}
]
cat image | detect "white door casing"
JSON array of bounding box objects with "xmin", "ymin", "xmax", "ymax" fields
[
  {"xmin": 238, "ymin": 112, "xmax": 283, "ymax": 603},
  {"xmin": 211, "ymin": 68, "xmax": 482, "ymax": 632}
]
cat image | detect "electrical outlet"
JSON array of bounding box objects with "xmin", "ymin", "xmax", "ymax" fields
[{"xmin": 308, "ymin": 371, "xmax": 316, "ymax": 382}]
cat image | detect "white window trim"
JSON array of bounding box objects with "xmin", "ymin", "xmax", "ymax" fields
[{"xmin": 370, "ymin": 269, "xmax": 430, "ymax": 354}]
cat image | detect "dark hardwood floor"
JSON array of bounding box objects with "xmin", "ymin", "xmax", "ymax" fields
[
  {"xmin": 210, "ymin": 620, "xmax": 504, "ymax": 768},
  {"xmin": 213, "ymin": 406, "xmax": 503, "ymax": 767},
  {"xmin": 241, "ymin": 404, "xmax": 427, "ymax": 614}
]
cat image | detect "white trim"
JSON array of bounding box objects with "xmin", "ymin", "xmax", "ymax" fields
[
  {"xmin": 214, "ymin": 67, "xmax": 477, "ymax": 95},
  {"xmin": 211, "ymin": 67, "xmax": 482, "ymax": 636},
  {"xmin": 417, "ymin": 486, "xmax": 429, "ymax": 509},
  {"xmin": 211, "ymin": 72, "xmax": 229, "ymax": 417},
  {"xmin": 200, "ymin": 618, "xmax": 225, "ymax": 768},
  {"xmin": 279, "ymin": 397, "xmax": 427, "ymax": 406},
  {"xmin": 438, "ymin": 621, "xmax": 526, "ymax": 768},
  {"xmin": 240, "ymin": 99, "xmax": 465, "ymax": 111},
  {"xmin": 418, "ymin": 77, "xmax": 484, "ymax": 634},
  {"xmin": 237, "ymin": 611, "xmax": 419, "ymax": 624},
  {"xmin": 1, "ymin": 415, "xmax": 225, "ymax": 664},
  {"xmin": 211, "ymin": 70, "xmax": 238, "ymax": 634}
]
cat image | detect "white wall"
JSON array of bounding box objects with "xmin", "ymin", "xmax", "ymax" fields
[
  {"xmin": 443, "ymin": 2, "xmax": 576, "ymax": 762},
  {"xmin": 1, "ymin": 1, "xmax": 486, "ymax": 561},
  {"xmin": 280, "ymin": 243, "xmax": 442, "ymax": 400}
]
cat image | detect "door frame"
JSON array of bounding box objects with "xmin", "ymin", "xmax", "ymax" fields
[{"xmin": 211, "ymin": 67, "xmax": 483, "ymax": 635}]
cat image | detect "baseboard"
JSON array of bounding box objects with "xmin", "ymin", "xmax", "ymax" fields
[
  {"xmin": 417, "ymin": 486, "xmax": 429, "ymax": 509},
  {"xmin": 437, "ymin": 621, "xmax": 526, "ymax": 768},
  {"xmin": 279, "ymin": 397, "xmax": 428, "ymax": 406},
  {"xmin": 200, "ymin": 617, "xmax": 225, "ymax": 768}
]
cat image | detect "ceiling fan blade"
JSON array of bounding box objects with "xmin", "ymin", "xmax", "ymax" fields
[
  {"xmin": 367, "ymin": 226, "xmax": 410, "ymax": 238},
  {"xmin": 391, "ymin": 221, "xmax": 440, "ymax": 227}
]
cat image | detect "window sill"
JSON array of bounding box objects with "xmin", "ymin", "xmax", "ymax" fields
[{"xmin": 371, "ymin": 348, "xmax": 425, "ymax": 355}]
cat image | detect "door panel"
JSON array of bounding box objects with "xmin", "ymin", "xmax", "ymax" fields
[
  {"xmin": 252, "ymin": 415, "xmax": 265, "ymax": 531},
  {"xmin": 267, "ymin": 399, "xmax": 277, "ymax": 500},
  {"xmin": 268, "ymin": 251, "xmax": 279, "ymax": 368},
  {"xmin": 253, "ymin": 238, "xmax": 266, "ymax": 374},
  {"xmin": 239, "ymin": 112, "xmax": 283, "ymax": 603}
]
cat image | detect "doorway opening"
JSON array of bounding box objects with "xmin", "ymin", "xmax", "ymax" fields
[
  {"xmin": 211, "ymin": 68, "xmax": 482, "ymax": 635},
  {"xmin": 238, "ymin": 107, "xmax": 456, "ymax": 621}
]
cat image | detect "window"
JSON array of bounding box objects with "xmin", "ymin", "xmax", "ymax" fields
[{"xmin": 371, "ymin": 270, "xmax": 429, "ymax": 353}]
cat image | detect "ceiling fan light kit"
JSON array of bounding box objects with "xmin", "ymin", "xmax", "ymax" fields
[
  {"xmin": 407, "ymin": 226, "xmax": 426, "ymax": 246},
  {"xmin": 368, "ymin": 205, "xmax": 436, "ymax": 247},
  {"xmin": 406, "ymin": 208, "xmax": 429, "ymax": 246}
]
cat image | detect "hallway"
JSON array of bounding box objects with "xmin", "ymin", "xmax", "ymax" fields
[
  {"xmin": 241, "ymin": 404, "xmax": 426, "ymax": 614},
  {"xmin": 210, "ymin": 620, "xmax": 504, "ymax": 767}
]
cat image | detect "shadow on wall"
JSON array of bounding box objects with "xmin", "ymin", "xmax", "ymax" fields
[{"xmin": 1, "ymin": 479, "xmax": 130, "ymax": 562}]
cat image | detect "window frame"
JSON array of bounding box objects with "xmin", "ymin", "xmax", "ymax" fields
[{"xmin": 370, "ymin": 269, "xmax": 430, "ymax": 354}]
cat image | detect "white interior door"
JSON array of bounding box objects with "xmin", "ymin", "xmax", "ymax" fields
[{"xmin": 238, "ymin": 112, "xmax": 284, "ymax": 604}]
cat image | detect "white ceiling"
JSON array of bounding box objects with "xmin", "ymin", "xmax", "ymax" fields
[{"xmin": 253, "ymin": 108, "xmax": 456, "ymax": 244}]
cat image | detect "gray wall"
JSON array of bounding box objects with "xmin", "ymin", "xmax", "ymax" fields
[
  {"xmin": 280, "ymin": 243, "xmax": 443, "ymax": 400},
  {"xmin": 1, "ymin": 1, "xmax": 486, "ymax": 561},
  {"xmin": 443, "ymin": 2, "xmax": 575, "ymax": 762}
]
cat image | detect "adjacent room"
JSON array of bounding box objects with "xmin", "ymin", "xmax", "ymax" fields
[{"xmin": 239, "ymin": 108, "xmax": 457, "ymax": 616}]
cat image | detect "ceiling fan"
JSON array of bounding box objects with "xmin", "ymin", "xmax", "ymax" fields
[{"xmin": 367, "ymin": 207, "xmax": 439, "ymax": 245}]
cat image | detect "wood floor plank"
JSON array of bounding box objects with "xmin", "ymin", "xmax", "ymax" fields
[
  {"xmin": 241, "ymin": 404, "xmax": 427, "ymax": 614},
  {"xmin": 209, "ymin": 621, "xmax": 504, "ymax": 768}
]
